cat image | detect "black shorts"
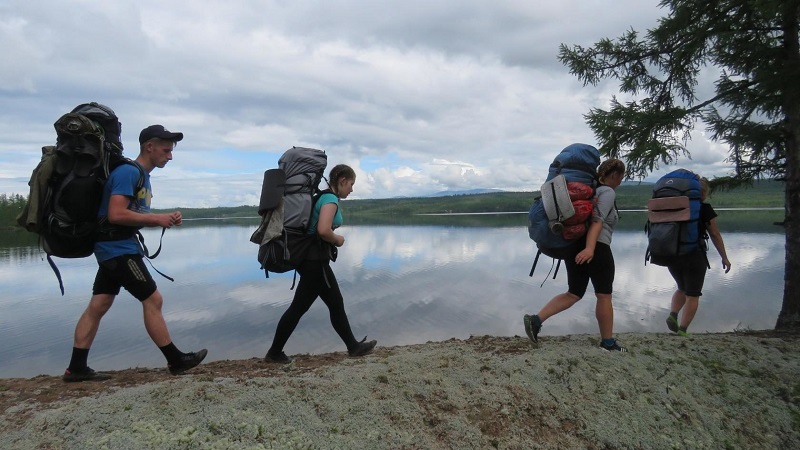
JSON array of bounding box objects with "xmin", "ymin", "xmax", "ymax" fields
[
  {"xmin": 564, "ymin": 242, "xmax": 614, "ymax": 298},
  {"xmin": 92, "ymin": 254, "xmax": 157, "ymax": 301},
  {"xmin": 666, "ymin": 251, "xmax": 709, "ymax": 297}
]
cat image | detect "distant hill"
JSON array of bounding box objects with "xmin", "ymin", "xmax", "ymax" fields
[
  {"xmin": 132, "ymin": 179, "xmax": 789, "ymax": 221},
  {"xmin": 427, "ymin": 188, "xmax": 505, "ymax": 197}
]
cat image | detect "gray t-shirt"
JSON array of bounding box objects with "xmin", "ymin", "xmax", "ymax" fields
[{"xmin": 593, "ymin": 185, "xmax": 618, "ymax": 245}]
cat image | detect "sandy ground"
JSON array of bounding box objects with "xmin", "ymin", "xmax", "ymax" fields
[{"xmin": 1, "ymin": 330, "xmax": 799, "ymax": 450}]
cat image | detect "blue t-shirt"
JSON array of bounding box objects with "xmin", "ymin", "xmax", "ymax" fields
[
  {"xmin": 308, "ymin": 192, "xmax": 342, "ymax": 234},
  {"xmin": 94, "ymin": 163, "xmax": 151, "ymax": 262}
]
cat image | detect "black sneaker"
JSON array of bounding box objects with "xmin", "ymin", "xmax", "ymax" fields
[
  {"xmin": 348, "ymin": 337, "xmax": 377, "ymax": 357},
  {"xmin": 265, "ymin": 351, "xmax": 293, "ymax": 364},
  {"xmin": 168, "ymin": 349, "xmax": 208, "ymax": 375},
  {"xmin": 599, "ymin": 340, "xmax": 628, "ymax": 352},
  {"xmin": 62, "ymin": 367, "xmax": 112, "ymax": 383},
  {"xmin": 523, "ymin": 314, "xmax": 542, "ymax": 343}
]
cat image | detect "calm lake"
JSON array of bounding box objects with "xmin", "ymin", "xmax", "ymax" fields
[{"xmin": 0, "ymin": 210, "xmax": 785, "ymax": 378}]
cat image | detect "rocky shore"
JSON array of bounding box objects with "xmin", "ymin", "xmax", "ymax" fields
[{"xmin": 1, "ymin": 330, "xmax": 799, "ymax": 449}]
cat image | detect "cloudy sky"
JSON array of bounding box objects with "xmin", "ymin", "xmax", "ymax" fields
[{"xmin": 0, "ymin": 0, "xmax": 736, "ymax": 208}]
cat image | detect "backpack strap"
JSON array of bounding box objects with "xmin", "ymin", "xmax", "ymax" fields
[
  {"xmin": 46, "ymin": 254, "xmax": 66, "ymax": 296},
  {"xmin": 529, "ymin": 250, "xmax": 542, "ymax": 277},
  {"xmin": 120, "ymin": 161, "xmax": 172, "ymax": 281},
  {"xmin": 528, "ymin": 249, "xmax": 562, "ymax": 287},
  {"xmin": 142, "ymin": 251, "xmax": 174, "ymax": 282}
]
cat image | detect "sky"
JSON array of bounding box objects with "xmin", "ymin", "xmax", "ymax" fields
[{"xmin": 0, "ymin": 0, "xmax": 738, "ymax": 208}]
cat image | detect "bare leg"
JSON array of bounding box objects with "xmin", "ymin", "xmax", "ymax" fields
[
  {"xmin": 73, "ymin": 294, "xmax": 115, "ymax": 349},
  {"xmin": 595, "ymin": 293, "xmax": 613, "ymax": 340},
  {"xmin": 679, "ymin": 296, "xmax": 700, "ymax": 330},
  {"xmin": 538, "ymin": 292, "xmax": 581, "ymax": 322},
  {"xmin": 670, "ymin": 289, "xmax": 687, "ymax": 314},
  {"xmin": 141, "ymin": 289, "xmax": 172, "ymax": 347}
]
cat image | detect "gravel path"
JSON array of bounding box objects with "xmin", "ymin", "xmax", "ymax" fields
[{"xmin": 2, "ymin": 331, "xmax": 799, "ymax": 449}]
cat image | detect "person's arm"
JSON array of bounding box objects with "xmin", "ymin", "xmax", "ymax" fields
[
  {"xmin": 706, "ymin": 217, "xmax": 731, "ymax": 273},
  {"xmin": 576, "ymin": 186, "xmax": 612, "ymax": 264},
  {"xmin": 575, "ymin": 219, "xmax": 603, "ymax": 264},
  {"xmin": 316, "ymin": 202, "xmax": 345, "ymax": 247},
  {"xmin": 107, "ymin": 195, "xmax": 181, "ymax": 228}
]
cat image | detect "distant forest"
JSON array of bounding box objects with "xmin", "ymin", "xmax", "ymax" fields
[
  {"xmin": 1, "ymin": 179, "xmax": 786, "ymax": 227},
  {"xmin": 156, "ymin": 179, "xmax": 786, "ymax": 220}
]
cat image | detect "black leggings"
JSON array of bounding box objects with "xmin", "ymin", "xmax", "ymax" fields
[{"xmin": 269, "ymin": 259, "xmax": 358, "ymax": 353}]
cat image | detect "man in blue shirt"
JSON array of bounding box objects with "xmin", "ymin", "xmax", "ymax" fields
[{"xmin": 63, "ymin": 125, "xmax": 207, "ymax": 382}]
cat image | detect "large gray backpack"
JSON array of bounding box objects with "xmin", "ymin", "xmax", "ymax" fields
[{"xmin": 251, "ymin": 147, "xmax": 328, "ymax": 280}]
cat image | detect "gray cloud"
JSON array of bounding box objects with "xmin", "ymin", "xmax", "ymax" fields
[{"xmin": 1, "ymin": 0, "xmax": 737, "ymax": 207}]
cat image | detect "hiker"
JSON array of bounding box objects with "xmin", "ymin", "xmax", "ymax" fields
[
  {"xmin": 524, "ymin": 158, "xmax": 629, "ymax": 351},
  {"xmin": 63, "ymin": 125, "xmax": 207, "ymax": 382},
  {"xmin": 265, "ymin": 164, "xmax": 377, "ymax": 363},
  {"xmin": 663, "ymin": 177, "xmax": 731, "ymax": 336}
]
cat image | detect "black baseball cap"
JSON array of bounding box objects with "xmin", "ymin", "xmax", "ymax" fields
[{"xmin": 139, "ymin": 124, "xmax": 184, "ymax": 144}]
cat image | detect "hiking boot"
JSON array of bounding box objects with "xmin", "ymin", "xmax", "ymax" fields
[
  {"xmin": 265, "ymin": 351, "xmax": 293, "ymax": 364},
  {"xmin": 599, "ymin": 340, "xmax": 628, "ymax": 352},
  {"xmin": 349, "ymin": 337, "xmax": 377, "ymax": 357},
  {"xmin": 168, "ymin": 349, "xmax": 208, "ymax": 375},
  {"xmin": 62, "ymin": 367, "xmax": 112, "ymax": 383},
  {"xmin": 677, "ymin": 330, "xmax": 690, "ymax": 337},
  {"xmin": 523, "ymin": 314, "xmax": 542, "ymax": 343},
  {"xmin": 666, "ymin": 315, "xmax": 679, "ymax": 333}
]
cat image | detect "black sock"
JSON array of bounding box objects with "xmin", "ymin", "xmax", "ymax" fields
[
  {"xmin": 679, "ymin": 326, "xmax": 688, "ymax": 332},
  {"xmin": 68, "ymin": 347, "xmax": 90, "ymax": 372},
  {"xmin": 669, "ymin": 312, "xmax": 678, "ymax": 319},
  {"xmin": 159, "ymin": 342, "xmax": 182, "ymax": 363}
]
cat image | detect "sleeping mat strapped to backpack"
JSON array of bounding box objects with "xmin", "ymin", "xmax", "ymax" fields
[
  {"xmin": 251, "ymin": 147, "xmax": 328, "ymax": 280},
  {"xmin": 645, "ymin": 168, "xmax": 704, "ymax": 265},
  {"xmin": 527, "ymin": 143, "xmax": 600, "ymax": 278}
]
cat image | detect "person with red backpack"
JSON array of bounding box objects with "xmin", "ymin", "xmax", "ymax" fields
[
  {"xmin": 63, "ymin": 125, "xmax": 208, "ymax": 382},
  {"xmin": 524, "ymin": 159, "xmax": 629, "ymax": 352}
]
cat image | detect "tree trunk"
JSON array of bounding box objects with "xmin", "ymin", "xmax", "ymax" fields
[
  {"xmin": 775, "ymin": 3, "xmax": 800, "ymax": 330},
  {"xmin": 777, "ymin": 131, "xmax": 800, "ymax": 330}
]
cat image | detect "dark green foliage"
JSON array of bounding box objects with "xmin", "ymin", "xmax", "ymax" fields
[
  {"xmin": 558, "ymin": 0, "xmax": 799, "ymax": 183},
  {"xmin": 0, "ymin": 194, "xmax": 27, "ymax": 229}
]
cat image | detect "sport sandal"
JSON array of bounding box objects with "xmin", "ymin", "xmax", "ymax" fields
[{"xmin": 666, "ymin": 315, "xmax": 679, "ymax": 333}]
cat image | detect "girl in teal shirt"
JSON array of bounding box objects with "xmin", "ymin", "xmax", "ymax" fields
[{"xmin": 266, "ymin": 164, "xmax": 377, "ymax": 362}]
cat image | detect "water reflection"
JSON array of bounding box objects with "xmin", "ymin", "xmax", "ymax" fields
[{"xmin": 0, "ymin": 211, "xmax": 785, "ymax": 378}]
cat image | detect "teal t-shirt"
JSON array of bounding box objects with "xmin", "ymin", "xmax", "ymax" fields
[{"xmin": 308, "ymin": 192, "xmax": 342, "ymax": 234}]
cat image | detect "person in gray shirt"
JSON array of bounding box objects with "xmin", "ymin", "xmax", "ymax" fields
[{"xmin": 524, "ymin": 158, "xmax": 628, "ymax": 352}]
